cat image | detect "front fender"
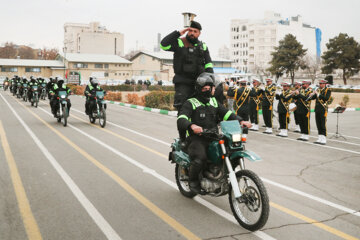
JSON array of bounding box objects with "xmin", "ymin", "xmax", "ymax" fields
[{"xmin": 230, "ymin": 150, "xmax": 262, "ymax": 162}]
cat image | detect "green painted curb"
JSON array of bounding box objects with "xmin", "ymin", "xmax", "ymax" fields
[{"xmin": 160, "ymin": 109, "xmax": 169, "ymax": 115}]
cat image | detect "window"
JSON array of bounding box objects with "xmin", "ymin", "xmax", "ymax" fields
[
  {"xmin": 1, "ymin": 67, "xmax": 18, "ymax": 72},
  {"xmin": 115, "ymin": 73, "xmax": 117, "ymax": 76},
  {"xmin": 104, "ymin": 64, "xmax": 109, "ymax": 69},
  {"xmin": 242, "ymin": 25, "xmax": 247, "ymax": 31},
  {"xmin": 25, "ymin": 67, "xmax": 41, "ymax": 72},
  {"xmin": 104, "ymin": 72, "xmax": 109, "ymax": 77},
  {"xmin": 95, "ymin": 64, "xmax": 103, "ymax": 68},
  {"xmin": 115, "ymin": 64, "xmax": 117, "ymax": 67},
  {"xmin": 73, "ymin": 63, "xmax": 88, "ymax": 68}
]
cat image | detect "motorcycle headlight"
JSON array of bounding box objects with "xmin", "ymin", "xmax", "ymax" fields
[
  {"xmin": 232, "ymin": 133, "xmax": 242, "ymax": 142},
  {"xmin": 60, "ymin": 95, "xmax": 66, "ymax": 98}
]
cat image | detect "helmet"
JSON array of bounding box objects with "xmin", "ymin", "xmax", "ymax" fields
[
  {"xmin": 90, "ymin": 77, "xmax": 99, "ymax": 86},
  {"xmin": 195, "ymin": 73, "xmax": 215, "ymax": 93},
  {"xmin": 57, "ymin": 77, "xmax": 64, "ymax": 85}
]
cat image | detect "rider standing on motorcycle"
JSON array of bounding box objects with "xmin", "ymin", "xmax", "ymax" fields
[
  {"xmin": 49, "ymin": 77, "xmax": 72, "ymax": 117},
  {"xmin": 84, "ymin": 77, "xmax": 104, "ymax": 115},
  {"xmin": 28, "ymin": 76, "xmax": 38, "ymax": 101},
  {"xmin": 177, "ymin": 73, "xmax": 251, "ymax": 193}
]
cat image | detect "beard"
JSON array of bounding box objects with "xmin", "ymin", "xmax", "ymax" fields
[{"xmin": 186, "ymin": 34, "xmax": 199, "ymax": 44}]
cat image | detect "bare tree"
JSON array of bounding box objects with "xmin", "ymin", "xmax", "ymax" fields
[
  {"xmin": 0, "ymin": 42, "xmax": 17, "ymax": 58},
  {"xmin": 303, "ymin": 55, "xmax": 321, "ymax": 83},
  {"xmin": 18, "ymin": 46, "xmax": 35, "ymax": 59},
  {"xmin": 39, "ymin": 48, "xmax": 59, "ymax": 60}
]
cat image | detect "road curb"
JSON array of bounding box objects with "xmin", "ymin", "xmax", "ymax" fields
[{"xmin": 75, "ymin": 95, "xmax": 359, "ymax": 117}]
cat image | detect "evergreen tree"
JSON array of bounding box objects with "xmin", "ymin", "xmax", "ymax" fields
[
  {"xmin": 322, "ymin": 33, "xmax": 360, "ymax": 85},
  {"xmin": 268, "ymin": 34, "xmax": 307, "ymax": 84}
]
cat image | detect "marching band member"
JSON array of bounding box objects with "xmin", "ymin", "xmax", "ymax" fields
[
  {"xmin": 275, "ymin": 82, "xmax": 292, "ymax": 137},
  {"xmin": 311, "ymin": 79, "xmax": 332, "ymax": 145},
  {"xmin": 234, "ymin": 79, "xmax": 256, "ymax": 139},
  {"xmin": 293, "ymin": 80, "xmax": 313, "ymax": 141},
  {"xmin": 249, "ymin": 78, "xmax": 262, "ymax": 131},
  {"xmin": 259, "ymin": 78, "xmax": 276, "ymax": 134},
  {"xmin": 292, "ymin": 81, "xmax": 302, "ymax": 132}
]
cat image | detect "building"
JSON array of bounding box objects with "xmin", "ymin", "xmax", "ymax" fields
[
  {"xmin": 230, "ymin": 11, "xmax": 321, "ymax": 73},
  {"xmin": 64, "ymin": 22, "xmax": 124, "ymax": 56},
  {"xmin": 218, "ymin": 45, "xmax": 230, "ymax": 60},
  {"xmin": 0, "ymin": 58, "xmax": 64, "ymax": 78},
  {"xmin": 130, "ymin": 51, "xmax": 233, "ymax": 81},
  {"xmin": 64, "ymin": 53, "xmax": 132, "ymax": 82}
]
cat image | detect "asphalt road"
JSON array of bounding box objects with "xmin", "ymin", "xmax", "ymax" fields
[{"xmin": 0, "ymin": 90, "xmax": 359, "ymax": 240}]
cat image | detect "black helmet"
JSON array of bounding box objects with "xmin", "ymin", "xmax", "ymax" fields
[
  {"xmin": 57, "ymin": 77, "xmax": 64, "ymax": 85},
  {"xmin": 195, "ymin": 72, "xmax": 215, "ymax": 93}
]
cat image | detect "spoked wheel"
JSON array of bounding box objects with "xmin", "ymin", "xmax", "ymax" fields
[
  {"xmin": 89, "ymin": 113, "xmax": 96, "ymax": 123},
  {"xmin": 175, "ymin": 164, "xmax": 197, "ymax": 198},
  {"xmin": 99, "ymin": 109, "xmax": 106, "ymax": 128},
  {"xmin": 229, "ymin": 170, "xmax": 269, "ymax": 231},
  {"xmin": 62, "ymin": 106, "xmax": 68, "ymax": 127}
]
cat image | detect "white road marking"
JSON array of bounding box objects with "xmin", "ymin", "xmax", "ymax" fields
[
  {"xmin": 0, "ymin": 93, "xmax": 122, "ymax": 240},
  {"xmin": 53, "ymin": 104, "xmax": 360, "ymax": 217},
  {"xmin": 37, "ymin": 105, "xmax": 276, "ymax": 240}
]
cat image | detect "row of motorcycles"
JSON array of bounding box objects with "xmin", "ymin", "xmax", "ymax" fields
[
  {"xmin": 4, "ymin": 77, "xmax": 107, "ymax": 128},
  {"xmin": 7, "ymin": 79, "xmax": 46, "ymax": 108}
]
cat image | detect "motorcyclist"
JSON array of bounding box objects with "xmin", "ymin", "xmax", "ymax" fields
[
  {"xmin": 46, "ymin": 76, "xmax": 57, "ymax": 100},
  {"xmin": 28, "ymin": 76, "xmax": 39, "ymax": 102},
  {"xmin": 84, "ymin": 77, "xmax": 105, "ymax": 115},
  {"xmin": 177, "ymin": 73, "xmax": 251, "ymax": 193},
  {"xmin": 37, "ymin": 77, "xmax": 47, "ymax": 97},
  {"xmin": 20, "ymin": 77, "xmax": 29, "ymax": 97},
  {"xmin": 3, "ymin": 77, "xmax": 9, "ymax": 90},
  {"xmin": 49, "ymin": 77, "xmax": 72, "ymax": 117}
]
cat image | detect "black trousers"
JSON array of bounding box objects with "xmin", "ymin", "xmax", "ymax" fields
[
  {"xmin": 315, "ymin": 109, "xmax": 327, "ymax": 136},
  {"xmin": 298, "ymin": 112, "xmax": 310, "ymax": 134},
  {"xmin": 278, "ymin": 112, "xmax": 289, "ymax": 130},
  {"xmin": 294, "ymin": 110, "xmax": 300, "ymax": 125},
  {"xmin": 85, "ymin": 99, "xmax": 97, "ymax": 114},
  {"xmin": 50, "ymin": 98, "xmax": 71, "ymax": 114},
  {"xmin": 249, "ymin": 101, "xmax": 259, "ymax": 124},
  {"xmin": 175, "ymin": 83, "xmax": 195, "ymax": 140},
  {"xmin": 187, "ymin": 135, "xmax": 211, "ymax": 182},
  {"xmin": 262, "ymin": 106, "xmax": 273, "ymax": 128},
  {"xmin": 174, "ymin": 83, "xmax": 195, "ymax": 111}
]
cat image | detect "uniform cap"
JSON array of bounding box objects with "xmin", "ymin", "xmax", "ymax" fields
[
  {"xmin": 294, "ymin": 81, "xmax": 302, "ymax": 85},
  {"xmin": 319, "ymin": 79, "xmax": 328, "ymax": 84},
  {"xmin": 252, "ymin": 78, "xmax": 260, "ymax": 82},
  {"xmin": 239, "ymin": 79, "xmax": 247, "ymax": 84},
  {"xmin": 302, "ymin": 80, "xmax": 311, "ymax": 84},
  {"xmin": 281, "ymin": 82, "xmax": 290, "ymax": 86},
  {"xmin": 265, "ymin": 78, "xmax": 273, "ymax": 82},
  {"xmin": 190, "ymin": 21, "xmax": 202, "ymax": 30}
]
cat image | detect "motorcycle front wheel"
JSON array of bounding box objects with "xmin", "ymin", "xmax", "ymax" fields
[
  {"xmin": 229, "ymin": 169, "xmax": 269, "ymax": 231},
  {"xmin": 175, "ymin": 164, "xmax": 197, "ymax": 198},
  {"xmin": 99, "ymin": 109, "xmax": 106, "ymax": 128},
  {"xmin": 62, "ymin": 105, "xmax": 68, "ymax": 127}
]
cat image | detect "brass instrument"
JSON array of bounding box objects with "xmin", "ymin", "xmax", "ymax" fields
[{"xmin": 306, "ymin": 87, "xmax": 320, "ymax": 101}]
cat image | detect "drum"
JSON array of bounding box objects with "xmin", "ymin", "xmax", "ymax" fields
[{"xmin": 289, "ymin": 103, "xmax": 297, "ymax": 112}]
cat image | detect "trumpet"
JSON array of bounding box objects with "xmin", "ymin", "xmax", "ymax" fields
[{"xmin": 306, "ymin": 87, "xmax": 320, "ymax": 101}]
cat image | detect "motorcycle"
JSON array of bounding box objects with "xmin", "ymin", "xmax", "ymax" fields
[
  {"xmin": 40, "ymin": 83, "xmax": 47, "ymax": 100},
  {"xmin": 169, "ymin": 120, "xmax": 269, "ymax": 231},
  {"xmin": 89, "ymin": 91, "xmax": 107, "ymax": 128},
  {"xmin": 23, "ymin": 83, "xmax": 28, "ymax": 102},
  {"xmin": 3, "ymin": 81, "xmax": 9, "ymax": 91},
  {"xmin": 55, "ymin": 91, "xmax": 69, "ymax": 127},
  {"xmin": 30, "ymin": 85, "xmax": 39, "ymax": 108},
  {"xmin": 16, "ymin": 83, "xmax": 22, "ymax": 98}
]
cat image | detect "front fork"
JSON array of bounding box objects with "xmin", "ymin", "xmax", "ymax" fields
[{"xmin": 219, "ymin": 141, "xmax": 242, "ymax": 198}]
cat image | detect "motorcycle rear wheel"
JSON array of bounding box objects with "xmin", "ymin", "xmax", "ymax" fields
[
  {"xmin": 175, "ymin": 164, "xmax": 197, "ymax": 198},
  {"xmin": 229, "ymin": 169, "xmax": 269, "ymax": 231}
]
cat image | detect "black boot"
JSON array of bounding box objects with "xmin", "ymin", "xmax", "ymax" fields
[{"xmin": 188, "ymin": 159, "xmax": 203, "ymax": 194}]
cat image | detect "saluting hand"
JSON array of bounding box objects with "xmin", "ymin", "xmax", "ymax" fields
[{"xmin": 179, "ymin": 28, "xmax": 190, "ymax": 36}]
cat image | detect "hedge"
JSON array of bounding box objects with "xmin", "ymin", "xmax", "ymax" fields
[{"xmin": 144, "ymin": 91, "xmax": 175, "ymax": 110}]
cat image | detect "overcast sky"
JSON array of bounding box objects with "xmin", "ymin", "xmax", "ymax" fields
[{"xmin": 1, "ymin": 0, "xmax": 360, "ymax": 56}]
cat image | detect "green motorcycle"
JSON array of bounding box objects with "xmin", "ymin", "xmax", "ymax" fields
[{"xmin": 169, "ymin": 120, "xmax": 269, "ymax": 231}]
